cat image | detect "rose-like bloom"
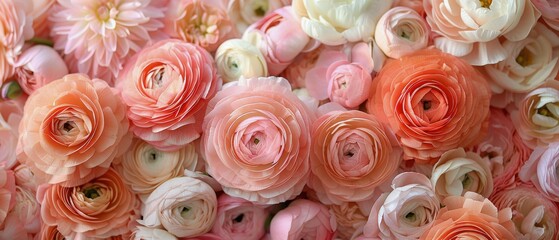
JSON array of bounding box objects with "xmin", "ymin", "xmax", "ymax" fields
[
  {"xmin": 117, "ymin": 39, "xmax": 220, "ymax": 151},
  {"xmin": 243, "ymin": 6, "xmax": 317, "ymax": 76},
  {"xmin": 201, "ymin": 77, "xmax": 314, "ymax": 204},
  {"xmin": 532, "ymin": 0, "xmax": 559, "ymax": 31},
  {"xmin": 308, "ymin": 110, "xmax": 402, "ymax": 204},
  {"xmin": 164, "ymin": 0, "xmax": 237, "ymax": 52},
  {"xmin": 519, "ymin": 142, "xmax": 559, "ymax": 202},
  {"xmin": 49, "ymin": 0, "xmax": 166, "ymax": 84},
  {"xmin": 392, "ymin": 0, "xmax": 424, "ymax": 15},
  {"xmin": 13, "ymin": 164, "xmax": 38, "ymax": 193},
  {"xmin": 227, "ymin": 0, "xmax": 289, "ymax": 33},
  {"xmin": 292, "ymin": 0, "xmax": 392, "ymax": 45},
  {"xmin": 431, "ymin": 148, "xmax": 493, "ymax": 200},
  {"xmin": 141, "ymin": 176, "xmax": 217, "ymax": 238},
  {"xmin": 367, "ymin": 49, "xmax": 491, "ymax": 163},
  {"xmin": 374, "ymin": 7, "xmax": 429, "ymax": 59},
  {"xmin": 0, "ymin": 168, "xmax": 15, "ymax": 227},
  {"xmin": 0, "ymin": 99, "xmax": 23, "ymax": 169},
  {"xmin": 511, "ymin": 87, "xmax": 559, "ymax": 148},
  {"xmin": 424, "ymin": 0, "xmax": 540, "ymax": 65},
  {"xmin": 113, "ymin": 138, "xmax": 198, "ymax": 198},
  {"xmin": 420, "ymin": 192, "xmax": 516, "ymax": 239},
  {"xmin": 215, "ymin": 39, "xmax": 268, "ymax": 83},
  {"xmin": 211, "ymin": 194, "xmax": 269, "ymax": 240},
  {"xmin": 14, "ymin": 45, "xmax": 69, "ymax": 95},
  {"xmin": 269, "ymin": 199, "xmax": 336, "ymax": 240},
  {"xmin": 0, "ymin": 0, "xmax": 33, "ymax": 84},
  {"xmin": 132, "ymin": 226, "xmax": 178, "ymax": 240},
  {"xmin": 39, "ymin": 168, "xmax": 139, "ymax": 238},
  {"xmin": 485, "ymin": 23, "xmax": 559, "ymax": 94},
  {"xmin": 329, "ymin": 202, "xmax": 367, "ymax": 240},
  {"xmin": 491, "ymin": 184, "xmax": 559, "ymax": 240},
  {"xmin": 18, "ymin": 74, "xmax": 131, "ymax": 187},
  {"xmin": 363, "ymin": 172, "xmax": 440, "ymax": 239}
]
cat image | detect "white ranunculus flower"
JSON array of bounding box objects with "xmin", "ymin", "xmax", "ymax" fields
[
  {"xmin": 292, "ymin": 0, "xmax": 393, "ymax": 45},
  {"xmin": 215, "ymin": 39, "xmax": 268, "ymax": 83},
  {"xmin": 227, "ymin": 0, "xmax": 288, "ymax": 33}
]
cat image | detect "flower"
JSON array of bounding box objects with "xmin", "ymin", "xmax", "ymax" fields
[
  {"xmin": 0, "ymin": 99, "xmax": 23, "ymax": 169},
  {"xmin": 201, "ymin": 77, "xmax": 314, "ymax": 204},
  {"xmin": 374, "ymin": 7, "xmax": 430, "ymax": 59},
  {"xmin": 0, "ymin": 168, "xmax": 15, "ymax": 227},
  {"xmin": 30, "ymin": 0, "xmax": 56, "ymax": 38},
  {"xmin": 113, "ymin": 138, "xmax": 199, "ymax": 198},
  {"xmin": 490, "ymin": 184, "xmax": 559, "ymax": 240},
  {"xmin": 308, "ymin": 110, "xmax": 402, "ymax": 204},
  {"xmin": 13, "ymin": 164, "xmax": 38, "ymax": 193},
  {"xmin": 420, "ymin": 192, "xmax": 516, "ymax": 239},
  {"xmin": 424, "ymin": 0, "xmax": 540, "ymax": 65},
  {"xmin": 39, "ymin": 168, "xmax": 140, "ymax": 239},
  {"xmin": 164, "ymin": 0, "xmax": 237, "ymax": 52},
  {"xmin": 391, "ymin": 0, "xmax": 424, "ymax": 15},
  {"xmin": 141, "ymin": 176, "xmax": 217, "ymax": 238},
  {"xmin": 4, "ymin": 187, "xmax": 41, "ymax": 237},
  {"xmin": 269, "ymin": 199, "xmax": 336, "ymax": 240},
  {"xmin": 215, "ymin": 39, "xmax": 268, "ymax": 83},
  {"xmin": 49, "ymin": 0, "xmax": 166, "ymax": 84},
  {"xmin": 227, "ymin": 0, "xmax": 289, "ymax": 33},
  {"xmin": 519, "ymin": 142, "xmax": 559, "ymax": 202},
  {"xmin": 431, "ymin": 148, "xmax": 493, "ymax": 200},
  {"xmin": 532, "ymin": 0, "xmax": 559, "ymax": 31},
  {"xmin": 117, "ymin": 39, "xmax": 220, "ymax": 151},
  {"xmin": 292, "ymin": 0, "xmax": 392, "ymax": 45},
  {"xmin": 0, "ymin": 0, "xmax": 33, "ymax": 84},
  {"xmin": 281, "ymin": 45, "xmax": 325, "ymax": 89},
  {"xmin": 363, "ymin": 172, "xmax": 440, "ymax": 239},
  {"xmin": 367, "ymin": 49, "xmax": 491, "ymax": 163},
  {"xmin": 14, "ymin": 45, "xmax": 69, "ymax": 95},
  {"xmin": 484, "ymin": 23, "xmax": 559, "ymax": 94},
  {"xmin": 17, "ymin": 74, "xmax": 131, "ymax": 187},
  {"xmin": 36, "ymin": 224, "xmax": 64, "ymax": 240},
  {"xmin": 132, "ymin": 226, "xmax": 178, "ymax": 240},
  {"xmin": 329, "ymin": 202, "xmax": 367, "ymax": 240},
  {"xmin": 211, "ymin": 194, "xmax": 269, "ymax": 240}
]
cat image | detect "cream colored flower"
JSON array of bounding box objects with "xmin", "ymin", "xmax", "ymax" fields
[
  {"xmin": 215, "ymin": 39, "xmax": 268, "ymax": 83},
  {"xmin": 227, "ymin": 0, "xmax": 288, "ymax": 33}
]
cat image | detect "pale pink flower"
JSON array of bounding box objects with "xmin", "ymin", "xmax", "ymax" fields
[
  {"xmin": 13, "ymin": 164, "xmax": 38, "ymax": 194},
  {"xmin": 0, "ymin": 168, "xmax": 15, "ymax": 227},
  {"xmin": 49, "ymin": 0, "xmax": 166, "ymax": 84},
  {"xmin": 329, "ymin": 202, "xmax": 367, "ymax": 240},
  {"xmin": 374, "ymin": 7, "xmax": 429, "ymax": 59},
  {"xmin": 0, "ymin": 99, "xmax": 23, "ymax": 169},
  {"xmin": 532, "ymin": 0, "xmax": 559, "ymax": 31},
  {"xmin": 0, "ymin": 0, "xmax": 34, "ymax": 84},
  {"xmin": 30, "ymin": 0, "xmax": 56, "ymax": 38},
  {"xmin": 14, "ymin": 45, "xmax": 68, "ymax": 95},
  {"xmin": 519, "ymin": 142, "xmax": 559, "ymax": 202},
  {"xmin": 211, "ymin": 194, "xmax": 269, "ymax": 240},
  {"xmin": 269, "ymin": 199, "xmax": 336, "ymax": 240},
  {"xmin": 281, "ymin": 45, "xmax": 325, "ymax": 89},
  {"xmin": 1, "ymin": 187, "xmax": 41, "ymax": 238},
  {"xmin": 391, "ymin": 0, "xmax": 424, "ymax": 16}
]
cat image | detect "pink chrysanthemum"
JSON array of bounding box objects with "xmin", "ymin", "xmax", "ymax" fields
[{"xmin": 49, "ymin": 0, "xmax": 167, "ymax": 85}]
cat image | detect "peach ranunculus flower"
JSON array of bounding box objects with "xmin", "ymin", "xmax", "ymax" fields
[
  {"xmin": 363, "ymin": 172, "xmax": 440, "ymax": 239},
  {"xmin": 14, "ymin": 45, "xmax": 69, "ymax": 95},
  {"xmin": 201, "ymin": 77, "xmax": 314, "ymax": 204},
  {"xmin": 113, "ymin": 138, "xmax": 199, "ymax": 199},
  {"xmin": 211, "ymin": 194, "xmax": 270, "ymax": 240},
  {"xmin": 329, "ymin": 202, "xmax": 367, "ymax": 240},
  {"xmin": 484, "ymin": 23, "xmax": 559, "ymax": 94},
  {"xmin": 164, "ymin": 0, "xmax": 237, "ymax": 52},
  {"xmin": 17, "ymin": 74, "xmax": 131, "ymax": 187},
  {"xmin": 424, "ymin": 0, "xmax": 540, "ymax": 65},
  {"xmin": 269, "ymin": 199, "xmax": 336, "ymax": 240},
  {"xmin": 0, "ymin": 0, "xmax": 33, "ymax": 85},
  {"xmin": 0, "ymin": 99, "xmax": 23, "ymax": 169},
  {"xmin": 13, "ymin": 164, "xmax": 38, "ymax": 194},
  {"xmin": 490, "ymin": 183, "xmax": 559, "ymax": 240},
  {"xmin": 39, "ymin": 168, "xmax": 140, "ymax": 239},
  {"xmin": 215, "ymin": 39, "xmax": 268, "ymax": 83},
  {"xmin": 519, "ymin": 142, "xmax": 559, "ymax": 202},
  {"xmin": 141, "ymin": 176, "xmax": 217, "ymax": 238},
  {"xmin": 532, "ymin": 0, "xmax": 559, "ymax": 31},
  {"xmin": 431, "ymin": 148, "xmax": 493, "ymax": 200},
  {"xmin": 292, "ymin": 0, "xmax": 392, "ymax": 45},
  {"xmin": 367, "ymin": 49, "xmax": 491, "ymax": 163},
  {"xmin": 420, "ymin": 192, "xmax": 516, "ymax": 239},
  {"xmin": 49, "ymin": 0, "xmax": 166, "ymax": 84},
  {"xmin": 0, "ymin": 168, "xmax": 16, "ymax": 227},
  {"xmin": 117, "ymin": 39, "xmax": 221, "ymax": 151},
  {"xmin": 227, "ymin": 0, "xmax": 289, "ymax": 34},
  {"xmin": 36, "ymin": 224, "xmax": 64, "ymax": 240},
  {"xmin": 374, "ymin": 7, "xmax": 430, "ymax": 59},
  {"xmin": 308, "ymin": 110, "xmax": 402, "ymax": 204}
]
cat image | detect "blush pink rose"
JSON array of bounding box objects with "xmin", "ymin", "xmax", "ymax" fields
[
  {"xmin": 14, "ymin": 45, "xmax": 69, "ymax": 95},
  {"xmin": 117, "ymin": 39, "xmax": 221, "ymax": 151},
  {"xmin": 0, "ymin": 99, "xmax": 23, "ymax": 169},
  {"xmin": 201, "ymin": 77, "xmax": 314, "ymax": 204},
  {"xmin": 0, "ymin": 0, "xmax": 33, "ymax": 84},
  {"xmin": 374, "ymin": 7, "xmax": 429, "ymax": 59},
  {"xmin": 269, "ymin": 199, "xmax": 336, "ymax": 240},
  {"xmin": 17, "ymin": 74, "xmax": 131, "ymax": 187},
  {"xmin": 519, "ymin": 142, "xmax": 559, "ymax": 202},
  {"xmin": 211, "ymin": 194, "xmax": 269, "ymax": 240}
]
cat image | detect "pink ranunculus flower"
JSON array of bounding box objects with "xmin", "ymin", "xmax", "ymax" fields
[
  {"xmin": 532, "ymin": 0, "xmax": 559, "ymax": 31},
  {"xmin": 243, "ymin": 6, "xmax": 318, "ymax": 76},
  {"xmin": 308, "ymin": 110, "xmax": 402, "ymax": 204},
  {"xmin": 374, "ymin": 7, "xmax": 429, "ymax": 59},
  {"xmin": 117, "ymin": 39, "xmax": 220, "ymax": 151},
  {"xmin": 269, "ymin": 199, "xmax": 336, "ymax": 240},
  {"xmin": 49, "ymin": 0, "xmax": 166, "ymax": 84},
  {"xmin": 329, "ymin": 202, "xmax": 367, "ymax": 240},
  {"xmin": 13, "ymin": 164, "xmax": 38, "ymax": 193},
  {"xmin": 164, "ymin": 0, "xmax": 237, "ymax": 52},
  {"xmin": 17, "ymin": 74, "xmax": 131, "ymax": 187},
  {"xmin": 519, "ymin": 142, "xmax": 559, "ymax": 202},
  {"xmin": 2, "ymin": 186, "xmax": 41, "ymax": 238},
  {"xmin": 201, "ymin": 76, "xmax": 314, "ymax": 204},
  {"xmin": 36, "ymin": 224, "xmax": 64, "ymax": 240},
  {"xmin": 0, "ymin": 99, "xmax": 23, "ymax": 169},
  {"xmin": 211, "ymin": 194, "xmax": 269, "ymax": 240},
  {"xmin": 0, "ymin": 168, "xmax": 15, "ymax": 227},
  {"xmin": 491, "ymin": 183, "xmax": 559, "ymax": 240},
  {"xmin": 141, "ymin": 176, "xmax": 217, "ymax": 238},
  {"xmin": 14, "ymin": 45, "xmax": 69, "ymax": 95},
  {"xmin": 227, "ymin": 0, "xmax": 289, "ymax": 33},
  {"xmin": 424, "ymin": 0, "xmax": 540, "ymax": 65},
  {"xmin": 0, "ymin": 0, "xmax": 33, "ymax": 85},
  {"xmin": 281, "ymin": 45, "xmax": 325, "ymax": 89},
  {"xmin": 391, "ymin": 0, "xmax": 424, "ymax": 16}
]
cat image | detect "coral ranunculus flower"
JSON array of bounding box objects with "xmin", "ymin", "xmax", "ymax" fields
[{"xmin": 367, "ymin": 49, "xmax": 491, "ymax": 163}]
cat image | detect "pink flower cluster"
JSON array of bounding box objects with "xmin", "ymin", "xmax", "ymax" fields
[{"xmin": 1, "ymin": 0, "xmax": 559, "ymax": 239}]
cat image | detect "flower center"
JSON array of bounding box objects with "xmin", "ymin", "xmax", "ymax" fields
[
  {"xmin": 83, "ymin": 187, "xmax": 100, "ymax": 199},
  {"xmin": 538, "ymin": 105, "xmax": 553, "ymax": 117},
  {"xmin": 147, "ymin": 67, "xmax": 165, "ymax": 89},
  {"xmin": 233, "ymin": 213, "xmax": 245, "ymax": 223},
  {"xmin": 180, "ymin": 206, "xmax": 191, "ymax": 218},
  {"xmin": 422, "ymin": 100, "xmax": 432, "ymax": 110},
  {"xmin": 480, "ymin": 0, "xmax": 492, "ymax": 8},
  {"xmin": 252, "ymin": 1, "xmax": 268, "ymax": 17},
  {"xmin": 63, "ymin": 121, "xmax": 76, "ymax": 132},
  {"xmin": 461, "ymin": 173, "xmax": 472, "ymax": 189},
  {"xmin": 97, "ymin": 5, "xmax": 111, "ymax": 21},
  {"xmin": 405, "ymin": 212, "xmax": 416, "ymax": 222},
  {"xmin": 516, "ymin": 48, "xmax": 533, "ymax": 67}
]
